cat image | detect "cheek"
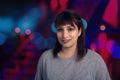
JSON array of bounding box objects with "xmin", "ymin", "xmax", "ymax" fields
[
  {"xmin": 70, "ymin": 32, "xmax": 79, "ymax": 38},
  {"xmin": 56, "ymin": 33, "xmax": 61, "ymax": 38}
]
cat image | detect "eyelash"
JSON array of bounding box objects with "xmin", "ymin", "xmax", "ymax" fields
[
  {"xmin": 56, "ymin": 28, "xmax": 74, "ymax": 32},
  {"xmin": 68, "ymin": 28, "xmax": 74, "ymax": 31}
]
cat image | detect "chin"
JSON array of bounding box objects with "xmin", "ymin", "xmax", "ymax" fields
[{"xmin": 62, "ymin": 45, "xmax": 71, "ymax": 48}]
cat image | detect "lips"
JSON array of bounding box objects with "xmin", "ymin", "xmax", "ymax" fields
[{"xmin": 61, "ymin": 39, "xmax": 70, "ymax": 44}]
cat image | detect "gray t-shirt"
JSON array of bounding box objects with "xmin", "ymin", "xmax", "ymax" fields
[{"xmin": 35, "ymin": 49, "xmax": 111, "ymax": 80}]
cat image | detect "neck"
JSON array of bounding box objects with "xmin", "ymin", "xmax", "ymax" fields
[{"xmin": 60, "ymin": 46, "xmax": 77, "ymax": 58}]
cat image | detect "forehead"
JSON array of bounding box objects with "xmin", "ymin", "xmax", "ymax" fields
[{"xmin": 57, "ymin": 23, "xmax": 77, "ymax": 29}]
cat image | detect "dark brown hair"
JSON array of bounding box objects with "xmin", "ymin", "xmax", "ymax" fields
[{"xmin": 53, "ymin": 9, "xmax": 87, "ymax": 61}]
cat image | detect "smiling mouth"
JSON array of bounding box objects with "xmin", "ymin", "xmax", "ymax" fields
[{"xmin": 61, "ymin": 39, "xmax": 70, "ymax": 43}]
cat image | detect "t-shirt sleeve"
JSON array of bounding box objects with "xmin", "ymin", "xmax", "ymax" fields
[{"xmin": 95, "ymin": 55, "xmax": 111, "ymax": 80}]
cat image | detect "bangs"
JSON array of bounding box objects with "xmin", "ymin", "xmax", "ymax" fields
[{"xmin": 55, "ymin": 12, "xmax": 76, "ymax": 28}]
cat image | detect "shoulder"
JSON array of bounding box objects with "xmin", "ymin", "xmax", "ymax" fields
[
  {"xmin": 85, "ymin": 49, "xmax": 105, "ymax": 64},
  {"xmin": 86, "ymin": 49, "xmax": 103, "ymax": 60},
  {"xmin": 87, "ymin": 49, "xmax": 111, "ymax": 79},
  {"xmin": 85, "ymin": 49, "xmax": 111, "ymax": 79},
  {"xmin": 37, "ymin": 49, "xmax": 53, "ymax": 66},
  {"xmin": 87, "ymin": 49, "xmax": 107, "ymax": 66},
  {"xmin": 40, "ymin": 49, "xmax": 53, "ymax": 59}
]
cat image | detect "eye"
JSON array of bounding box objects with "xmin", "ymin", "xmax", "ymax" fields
[
  {"xmin": 68, "ymin": 27, "xmax": 74, "ymax": 31},
  {"xmin": 68, "ymin": 28, "xmax": 74, "ymax": 31}
]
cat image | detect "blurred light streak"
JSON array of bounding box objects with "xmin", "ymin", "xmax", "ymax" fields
[
  {"xmin": 91, "ymin": 32, "xmax": 112, "ymax": 63},
  {"xmin": 39, "ymin": 2, "xmax": 47, "ymax": 21},
  {"xmin": 103, "ymin": 0, "xmax": 118, "ymax": 28},
  {"xmin": 106, "ymin": 40, "xmax": 114, "ymax": 53},
  {"xmin": 28, "ymin": 7, "xmax": 41, "ymax": 20},
  {"xmin": 17, "ymin": 7, "xmax": 41, "ymax": 34},
  {"xmin": 90, "ymin": 42, "xmax": 97, "ymax": 51},
  {"xmin": 97, "ymin": 32, "xmax": 107, "ymax": 50},
  {"xmin": 58, "ymin": 0, "xmax": 68, "ymax": 12},
  {"xmin": 14, "ymin": 34, "xmax": 34, "ymax": 54},
  {"xmin": 17, "ymin": 18, "xmax": 34, "ymax": 34},
  {"xmin": 50, "ymin": 0, "xmax": 58, "ymax": 12}
]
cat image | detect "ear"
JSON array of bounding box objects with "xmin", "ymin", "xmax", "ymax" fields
[{"xmin": 78, "ymin": 28, "xmax": 82, "ymax": 37}]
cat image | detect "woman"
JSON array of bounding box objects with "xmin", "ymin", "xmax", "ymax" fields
[{"xmin": 35, "ymin": 10, "xmax": 111, "ymax": 80}]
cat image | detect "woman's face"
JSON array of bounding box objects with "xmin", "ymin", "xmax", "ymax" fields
[{"xmin": 56, "ymin": 23, "xmax": 81, "ymax": 49}]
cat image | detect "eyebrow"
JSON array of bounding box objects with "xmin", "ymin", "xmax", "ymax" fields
[{"xmin": 57, "ymin": 24, "xmax": 75, "ymax": 28}]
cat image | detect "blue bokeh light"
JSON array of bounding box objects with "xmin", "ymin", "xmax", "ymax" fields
[
  {"xmin": 81, "ymin": 18, "xmax": 87, "ymax": 29},
  {"xmin": 51, "ymin": 23, "xmax": 57, "ymax": 33},
  {"xmin": 0, "ymin": 33, "xmax": 7, "ymax": 45},
  {"xmin": 112, "ymin": 42, "xmax": 120, "ymax": 59},
  {"xmin": 0, "ymin": 17, "xmax": 14, "ymax": 33},
  {"xmin": 45, "ymin": 37, "xmax": 56, "ymax": 49},
  {"xmin": 31, "ymin": 32, "xmax": 46, "ymax": 50}
]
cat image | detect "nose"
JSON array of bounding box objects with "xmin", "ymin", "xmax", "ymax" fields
[{"xmin": 63, "ymin": 30, "xmax": 68, "ymax": 38}]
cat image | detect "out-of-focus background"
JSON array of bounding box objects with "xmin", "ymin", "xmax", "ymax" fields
[{"xmin": 0, "ymin": 0, "xmax": 119, "ymax": 80}]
